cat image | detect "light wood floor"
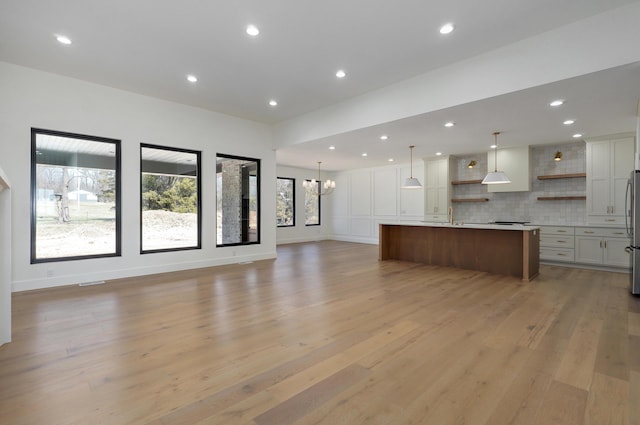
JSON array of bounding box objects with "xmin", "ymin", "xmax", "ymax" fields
[{"xmin": 1, "ymin": 241, "xmax": 639, "ymax": 425}]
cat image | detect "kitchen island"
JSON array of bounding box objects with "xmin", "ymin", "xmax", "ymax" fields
[{"xmin": 379, "ymin": 222, "xmax": 540, "ymax": 281}]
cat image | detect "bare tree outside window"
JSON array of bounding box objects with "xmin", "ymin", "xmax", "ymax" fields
[
  {"xmin": 31, "ymin": 128, "xmax": 121, "ymax": 263},
  {"xmin": 304, "ymin": 180, "xmax": 320, "ymax": 226},
  {"xmin": 276, "ymin": 177, "xmax": 295, "ymax": 227}
]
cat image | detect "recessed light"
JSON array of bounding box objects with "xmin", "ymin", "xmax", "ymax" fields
[
  {"xmin": 490, "ymin": 144, "xmax": 497, "ymax": 149},
  {"xmin": 549, "ymin": 99, "xmax": 564, "ymax": 107},
  {"xmin": 435, "ymin": 152, "xmax": 443, "ymax": 156},
  {"xmin": 439, "ymin": 23, "xmax": 455, "ymax": 35},
  {"xmin": 56, "ymin": 35, "xmax": 72, "ymax": 45},
  {"xmin": 388, "ymin": 158, "xmax": 394, "ymax": 162},
  {"xmin": 380, "ymin": 135, "xmax": 389, "ymax": 141},
  {"xmin": 246, "ymin": 25, "xmax": 260, "ymax": 36},
  {"xmin": 361, "ymin": 152, "xmax": 368, "ymax": 157},
  {"xmin": 572, "ymin": 133, "xmax": 583, "ymax": 138},
  {"xmin": 336, "ymin": 69, "xmax": 346, "ymax": 78},
  {"xmin": 268, "ymin": 99, "xmax": 278, "ymax": 106},
  {"xmin": 187, "ymin": 75, "xmax": 198, "ymax": 83},
  {"xmin": 444, "ymin": 121, "xmax": 455, "ymax": 128},
  {"xmin": 563, "ymin": 119, "xmax": 575, "ymax": 125},
  {"xmin": 329, "ymin": 146, "xmax": 336, "ymax": 150}
]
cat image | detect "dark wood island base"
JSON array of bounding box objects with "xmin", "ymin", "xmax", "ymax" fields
[{"xmin": 379, "ymin": 223, "xmax": 540, "ymax": 281}]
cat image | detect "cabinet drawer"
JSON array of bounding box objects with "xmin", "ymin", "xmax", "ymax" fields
[
  {"xmin": 540, "ymin": 247, "xmax": 575, "ymax": 262},
  {"xmin": 575, "ymin": 227, "xmax": 628, "ymax": 238},
  {"xmin": 540, "ymin": 235, "xmax": 574, "ymax": 248},
  {"xmin": 586, "ymin": 216, "xmax": 626, "ymax": 226},
  {"xmin": 540, "ymin": 226, "xmax": 575, "ymax": 236}
]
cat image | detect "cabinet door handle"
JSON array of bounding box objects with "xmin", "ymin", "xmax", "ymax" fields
[
  {"xmin": 556, "ymin": 240, "xmax": 566, "ymax": 243},
  {"xmin": 604, "ymin": 240, "xmax": 607, "ymax": 249},
  {"xmin": 605, "ymin": 219, "xmax": 616, "ymax": 222},
  {"xmin": 613, "ymin": 232, "xmax": 624, "ymax": 235},
  {"xmin": 600, "ymin": 240, "xmax": 603, "ymax": 248},
  {"xmin": 584, "ymin": 231, "xmax": 595, "ymax": 234},
  {"xmin": 557, "ymin": 253, "xmax": 567, "ymax": 256},
  {"xmin": 557, "ymin": 230, "xmax": 567, "ymax": 233}
]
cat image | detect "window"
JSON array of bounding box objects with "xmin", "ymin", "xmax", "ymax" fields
[
  {"xmin": 140, "ymin": 144, "xmax": 201, "ymax": 253},
  {"xmin": 31, "ymin": 128, "xmax": 121, "ymax": 263},
  {"xmin": 216, "ymin": 154, "xmax": 260, "ymax": 246},
  {"xmin": 276, "ymin": 177, "xmax": 295, "ymax": 227},
  {"xmin": 304, "ymin": 180, "xmax": 321, "ymax": 226}
]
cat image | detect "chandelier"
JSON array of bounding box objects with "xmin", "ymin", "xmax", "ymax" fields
[{"xmin": 303, "ymin": 161, "xmax": 335, "ymax": 196}]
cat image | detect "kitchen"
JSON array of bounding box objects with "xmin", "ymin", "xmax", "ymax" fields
[{"xmin": 328, "ymin": 133, "xmax": 639, "ymax": 292}]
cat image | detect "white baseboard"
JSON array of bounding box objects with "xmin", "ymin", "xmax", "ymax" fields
[
  {"xmin": 329, "ymin": 235, "xmax": 378, "ymax": 245},
  {"xmin": 12, "ymin": 251, "xmax": 277, "ymax": 292},
  {"xmin": 276, "ymin": 235, "xmax": 328, "ymax": 245}
]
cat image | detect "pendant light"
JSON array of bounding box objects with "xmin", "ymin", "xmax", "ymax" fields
[
  {"xmin": 482, "ymin": 132, "xmax": 511, "ymax": 184},
  {"xmin": 402, "ymin": 145, "xmax": 422, "ymax": 189},
  {"xmin": 303, "ymin": 161, "xmax": 335, "ymax": 196}
]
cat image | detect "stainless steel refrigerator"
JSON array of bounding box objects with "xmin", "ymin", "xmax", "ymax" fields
[{"xmin": 626, "ymin": 170, "xmax": 640, "ymax": 295}]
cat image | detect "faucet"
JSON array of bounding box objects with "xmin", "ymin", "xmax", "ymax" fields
[{"xmin": 448, "ymin": 206, "xmax": 453, "ymax": 225}]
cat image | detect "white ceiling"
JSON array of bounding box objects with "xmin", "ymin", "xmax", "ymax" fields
[{"xmin": 2, "ymin": 0, "xmax": 640, "ymax": 170}]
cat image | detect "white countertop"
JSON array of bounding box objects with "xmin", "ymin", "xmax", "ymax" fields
[{"xmin": 382, "ymin": 221, "xmax": 540, "ymax": 231}]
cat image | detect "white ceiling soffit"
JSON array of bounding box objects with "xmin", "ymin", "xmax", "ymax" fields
[{"xmin": 276, "ymin": 62, "xmax": 640, "ymax": 171}]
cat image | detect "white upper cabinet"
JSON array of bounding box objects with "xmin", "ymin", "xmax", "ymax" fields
[
  {"xmin": 486, "ymin": 146, "xmax": 531, "ymax": 192},
  {"xmin": 586, "ymin": 135, "xmax": 635, "ymax": 225},
  {"xmin": 423, "ymin": 157, "xmax": 450, "ymax": 221}
]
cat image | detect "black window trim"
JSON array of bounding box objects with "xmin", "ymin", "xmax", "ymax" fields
[
  {"xmin": 304, "ymin": 179, "xmax": 321, "ymax": 227},
  {"xmin": 30, "ymin": 127, "xmax": 122, "ymax": 264},
  {"xmin": 276, "ymin": 176, "xmax": 296, "ymax": 228},
  {"xmin": 140, "ymin": 143, "xmax": 203, "ymax": 254},
  {"xmin": 216, "ymin": 153, "xmax": 261, "ymax": 247}
]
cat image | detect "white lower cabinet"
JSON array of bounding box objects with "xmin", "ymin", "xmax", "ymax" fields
[
  {"xmin": 540, "ymin": 225, "xmax": 630, "ymax": 269},
  {"xmin": 574, "ymin": 227, "xmax": 630, "ymax": 268},
  {"xmin": 540, "ymin": 226, "xmax": 575, "ymax": 263},
  {"xmin": 574, "ymin": 237, "xmax": 605, "ymax": 264},
  {"xmin": 604, "ymin": 238, "xmax": 632, "ymax": 268}
]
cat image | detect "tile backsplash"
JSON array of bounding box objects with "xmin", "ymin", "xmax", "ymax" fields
[{"xmin": 451, "ymin": 142, "xmax": 587, "ymax": 225}]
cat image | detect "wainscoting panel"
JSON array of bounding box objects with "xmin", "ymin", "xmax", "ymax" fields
[
  {"xmin": 350, "ymin": 171, "xmax": 372, "ymax": 216},
  {"xmin": 373, "ymin": 168, "xmax": 398, "ymax": 216},
  {"xmin": 350, "ymin": 218, "xmax": 372, "ymax": 237}
]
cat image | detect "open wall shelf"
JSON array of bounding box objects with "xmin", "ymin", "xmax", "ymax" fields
[
  {"xmin": 451, "ymin": 179, "xmax": 483, "ymax": 185},
  {"xmin": 537, "ymin": 196, "xmax": 586, "ymax": 201},
  {"xmin": 451, "ymin": 198, "xmax": 489, "ymax": 203},
  {"xmin": 537, "ymin": 173, "xmax": 586, "ymax": 180}
]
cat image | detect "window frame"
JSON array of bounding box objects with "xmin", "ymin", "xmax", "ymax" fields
[
  {"xmin": 276, "ymin": 176, "xmax": 296, "ymax": 227},
  {"xmin": 304, "ymin": 179, "xmax": 321, "ymax": 226},
  {"xmin": 30, "ymin": 127, "xmax": 122, "ymax": 264},
  {"xmin": 216, "ymin": 153, "xmax": 261, "ymax": 247},
  {"xmin": 139, "ymin": 143, "xmax": 202, "ymax": 254}
]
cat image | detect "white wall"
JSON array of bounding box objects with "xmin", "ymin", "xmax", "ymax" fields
[
  {"xmin": 0, "ymin": 62, "xmax": 277, "ymax": 292},
  {"xmin": 276, "ymin": 165, "xmax": 331, "ymax": 244},
  {"xmin": 0, "ymin": 168, "xmax": 10, "ymax": 345},
  {"xmin": 329, "ymin": 162, "xmax": 425, "ymax": 244}
]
